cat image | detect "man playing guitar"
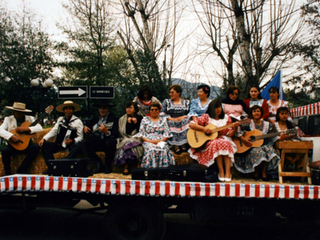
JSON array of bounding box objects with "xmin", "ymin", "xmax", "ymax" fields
[
  {"xmin": 83, "ymin": 100, "xmax": 119, "ymax": 174},
  {"xmin": 0, "ymin": 102, "xmax": 43, "ymax": 175}
]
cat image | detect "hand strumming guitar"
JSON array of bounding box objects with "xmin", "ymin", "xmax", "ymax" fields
[
  {"xmin": 9, "ymin": 134, "xmax": 21, "ymax": 143},
  {"xmin": 240, "ymin": 136, "xmax": 253, "ymax": 147},
  {"xmin": 99, "ymin": 124, "xmax": 109, "ymax": 134}
]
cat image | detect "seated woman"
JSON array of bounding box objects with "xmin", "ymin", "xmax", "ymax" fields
[
  {"xmin": 114, "ymin": 101, "xmax": 144, "ymax": 175},
  {"xmin": 233, "ymin": 105, "xmax": 280, "ymax": 181},
  {"xmin": 222, "ymin": 85, "xmax": 248, "ymax": 121},
  {"xmin": 136, "ymin": 103, "xmax": 175, "ymax": 168},
  {"xmin": 161, "ymin": 84, "xmax": 190, "ymax": 154},
  {"xmin": 274, "ymin": 107, "xmax": 305, "ymax": 171},
  {"xmin": 133, "ymin": 84, "xmax": 161, "ymax": 116},
  {"xmin": 274, "ymin": 107, "xmax": 303, "ymax": 141},
  {"xmin": 243, "ymin": 86, "xmax": 269, "ymax": 120},
  {"xmin": 267, "ymin": 87, "xmax": 292, "ymax": 124},
  {"xmin": 188, "ymin": 84, "xmax": 211, "ymax": 121},
  {"xmin": 188, "ymin": 100, "xmax": 238, "ymax": 182}
]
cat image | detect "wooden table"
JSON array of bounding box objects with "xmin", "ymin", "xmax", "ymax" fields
[{"xmin": 275, "ymin": 141, "xmax": 313, "ymax": 184}]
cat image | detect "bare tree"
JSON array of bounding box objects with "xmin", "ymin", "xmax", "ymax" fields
[
  {"xmin": 193, "ymin": 0, "xmax": 304, "ymax": 96},
  {"xmin": 116, "ymin": 0, "xmax": 186, "ymax": 99}
]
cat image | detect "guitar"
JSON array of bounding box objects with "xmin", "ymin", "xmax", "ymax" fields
[
  {"xmin": 233, "ymin": 128, "xmax": 297, "ymax": 154},
  {"xmin": 85, "ymin": 122, "xmax": 114, "ymax": 140},
  {"xmin": 9, "ymin": 105, "xmax": 54, "ymax": 151},
  {"xmin": 187, "ymin": 118, "xmax": 251, "ymax": 149}
]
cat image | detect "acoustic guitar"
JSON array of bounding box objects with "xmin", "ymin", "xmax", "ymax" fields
[
  {"xmin": 233, "ymin": 128, "xmax": 297, "ymax": 154},
  {"xmin": 9, "ymin": 105, "xmax": 54, "ymax": 151},
  {"xmin": 84, "ymin": 122, "xmax": 114, "ymax": 140},
  {"xmin": 187, "ymin": 118, "xmax": 251, "ymax": 149}
]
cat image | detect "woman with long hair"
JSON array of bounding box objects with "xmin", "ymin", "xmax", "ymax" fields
[{"xmin": 188, "ymin": 100, "xmax": 238, "ymax": 182}]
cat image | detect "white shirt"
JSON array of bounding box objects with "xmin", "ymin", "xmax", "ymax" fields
[
  {"xmin": 0, "ymin": 115, "xmax": 43, "ymax": 141},
  {"xmin": 43, "ymin": 115, "xmax": 84, "ymax": 143}
]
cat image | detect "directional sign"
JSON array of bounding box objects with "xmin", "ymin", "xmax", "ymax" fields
[
  {"xmin": 58, "ymin": 86, "xmax": 88, "ymax": 99},
  {"xmin": 90, "ymin": 86, "xmax": 114, "ymax": 99}
]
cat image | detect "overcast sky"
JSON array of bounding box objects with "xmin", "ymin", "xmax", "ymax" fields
[{"xmin": 3, "ymin": 0, "xmax": 311, "ymax": 86}]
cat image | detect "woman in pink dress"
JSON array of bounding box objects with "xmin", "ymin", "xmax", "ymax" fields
[
  {"xmin": 188, "ymin": 100, "xmax": 238, "ymax": 182},
  {"xmin": 222, "ymin": 85, "xmax": 249, "ymax": 121}
]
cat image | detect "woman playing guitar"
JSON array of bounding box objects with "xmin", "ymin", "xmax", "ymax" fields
[
  {"xmin": 188, "ymin": 100, "xmax": 238, "ymax": 182},
  {"xmin": 233, "ymin": 105, "xmax": 280, "ymax": 181}
]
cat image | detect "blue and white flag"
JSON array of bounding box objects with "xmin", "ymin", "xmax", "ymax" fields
[{"xmin": 261, "ymin": 70, "xmax": 285, "ymax": 100}]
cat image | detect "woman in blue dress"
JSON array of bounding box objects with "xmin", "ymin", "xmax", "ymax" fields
[
  {"xmin": 161, "ymin": 84, "xmax": 190, "ymax": 154},
  {"xmin": 188, "ymin": 84, "xmax": 211, "ymax": 121},
  {"xmin": 137, "ymin": 103, "xmax": 175, "ymax": 168},
  {"xmin": 234, "ymin": 105, "xmax": 280, "ymax": 181}
]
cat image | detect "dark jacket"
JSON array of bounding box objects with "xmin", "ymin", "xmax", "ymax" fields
[{"xmin": 85, "ymin": 112, "xmax": 119, "ymax": 139}]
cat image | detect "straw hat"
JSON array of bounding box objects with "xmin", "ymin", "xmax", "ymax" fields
[
  {"xmin": 56, "ymin": 100, "xmax": 81, "ymax": 113},
  {"xmin": 5, "ymin": 102, "xmax": 32, "ymax": 113}
]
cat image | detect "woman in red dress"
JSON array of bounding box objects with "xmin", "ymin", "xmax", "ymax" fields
[{"xmin": 188, "ymin": 100, "xmax": 238, "ymax": 182}]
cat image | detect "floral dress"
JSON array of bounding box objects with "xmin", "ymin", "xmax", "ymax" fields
[
  {"xmin": 188, "ymin": 113, "xmax": 237, "ymax": 167},
  {"xmin": 234, "ymin": 120, "xmax": 280, "ymax": 173},
  {"xmin": 188, "ymin": 98, "xmax": 211, "ymax": 119},
  {"xmin": 161, "ymin": 98, "xmax": 190, "ymax": 146},
  {"xmin": 136, "ymin": 117, "xmax": 175, "ymax": 168}
]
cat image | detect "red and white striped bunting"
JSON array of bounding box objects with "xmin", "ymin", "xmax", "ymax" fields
[
  {"xmin": 0, "ymin": 175, "xmax": 319, "ymax": 200},
  {"xmin": 290, "ymin": 102, "xmax": 320, "ymax": 118}
]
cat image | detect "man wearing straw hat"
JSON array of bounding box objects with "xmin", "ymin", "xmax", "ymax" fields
[
  {"xmin": 83, "ymin": 100, "xmax": 119, "ymax": 173},
  {"xmin": 39, "ymin": 100, "xmax": 83, "ymax": 172},
  {"xmin": 0, "ymin": 102, "xmax": 43, "ymax": 175}
]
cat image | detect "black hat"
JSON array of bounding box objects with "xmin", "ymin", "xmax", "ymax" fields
[{"xmin": 93, "ymin": 99, "xmax": 115, "ymax": 107}]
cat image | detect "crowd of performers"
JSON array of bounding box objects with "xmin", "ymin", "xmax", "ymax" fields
[{"xmin": 0, "ymin": 84, "xmax": 304, "ymax": 181}]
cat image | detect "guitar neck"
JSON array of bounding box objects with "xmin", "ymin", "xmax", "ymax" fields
[
  {"xmin": 212, "ymin": 122, "xmax": 235, "ymax": 133},
  {"xmin": 254, "ymin": 132, "xmax": 280, "ymax": 140},
  {"xmin": 29, "ymin": 111, "xmax": 47, "ymax": 127}
]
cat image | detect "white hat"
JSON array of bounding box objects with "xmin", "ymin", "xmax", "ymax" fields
[
  {"xmin": 5, "ymin": 102, "xmax": 32, "ymax": 113},
  {"xmin": 56, "ymin": 100, "xmax": 81, "ymax": 113}
]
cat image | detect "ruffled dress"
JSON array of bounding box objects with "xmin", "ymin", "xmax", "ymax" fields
[
  {"xmin": 267, "ymin": 100, "xmax": 292, "ymax": 122},
  {"xmin": 161, "ymin": 99, "xmax": 190, "ymax": 146},
  {"xmin": 234, "ymin": 120, "xmax": 280, "ymax": 173},
  {"xmin": 188, "ymin": 113, "xmax": 237, "ymax": 167},
  {"xmin": 136, "ymin": 117, "xmax": 175, "ymax": 168},
  {"xmin": 188, "ymin": 98, "xmax": 211, "ymax": 119},
  {"xmin": 243, "ymin": 98, "xmax": 270, "ymax": 120}
]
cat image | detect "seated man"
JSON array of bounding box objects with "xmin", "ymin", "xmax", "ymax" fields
[
  {"xmin": 0, "ymin": 102, "xmax": 43, "ymax": 175},
  {"xmin": 83, "ymin": 100, "xmax": 119, "ymax": 173},
  {"xmin": 39, "ymin": 101, "xmax": 83, "ymax": 172}
]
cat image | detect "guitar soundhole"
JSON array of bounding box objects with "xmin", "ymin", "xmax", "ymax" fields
[{"xmin": 249, "ymin": 136, "xmax": 256, "ymax": 142}]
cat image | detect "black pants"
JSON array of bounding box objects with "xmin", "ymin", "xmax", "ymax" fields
[
  {"xmin": 41, "ymin": 141, "xmax": 82, "ymax": 166},
  {"xmin": 83, "ymin": 137, "xmax": 117, "ymax": 171},
  {"xmin": 2, "ymin": 143, "xmax": 40, "ymax": 175}
]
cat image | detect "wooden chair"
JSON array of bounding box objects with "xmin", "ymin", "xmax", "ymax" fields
[{"xmin": 275, "ymin": 141, "xmax": 312, "ymax": 184}]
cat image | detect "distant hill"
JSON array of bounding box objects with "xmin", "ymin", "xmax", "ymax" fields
[{"xmin": 171, "ymin": 78, "xmax": 221, "ymax": 100}]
